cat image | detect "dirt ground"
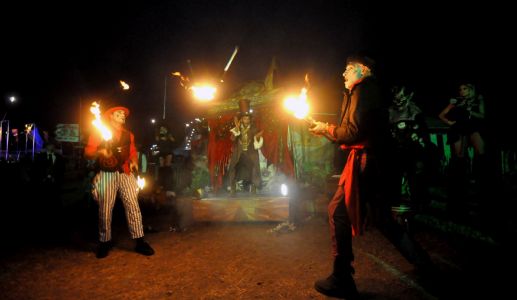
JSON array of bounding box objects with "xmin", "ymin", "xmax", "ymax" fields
[
  {"xmin": 0, "ymin": 215, "xmax": 421, "ymax": 299},
  {"xmin": 0, "ymin": 191, "xmax": 513, "ymax": 300}
]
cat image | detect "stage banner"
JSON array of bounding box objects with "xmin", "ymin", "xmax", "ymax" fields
[{"xmin": 55, "ymin": 124, "xmax": 79, "ymax": 142}]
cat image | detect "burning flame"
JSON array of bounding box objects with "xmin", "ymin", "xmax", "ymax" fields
[
  {"xmin": 89, "ymin": 102, "xmax": 112, "ymax": 141},
  {"xmin": 119, "ymin": 80, "xmax": 130, "ymax": 90},
  {"xmin": 137, "ymin": 175, "xmax": 145, "ymax": 190},
  {"xmin": 172, "ymin": 71, "xmax": 191, "ymax": 89},
  {"xmin": 172, "ymin": 71, "xmax": 216, "ymax": 101},
  {"xmin": 283, "ymin": 88, "xmax": 310, "ymax": 119},
  {"xmin": 191, "ymin": 84, "xmax": 216, "ymax": 101}
]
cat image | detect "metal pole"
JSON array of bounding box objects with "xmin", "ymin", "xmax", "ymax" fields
[
  {"xmin": 0, "ymin": 122, "xmax": 3, "ymax": 154},
  {"xmin": 79, "ymin": 98, "xmax": 82, "ymax": 143},
  {"xmin": 25, "ymin": 126, "xmax": 28, "ymax": 154},
  {"xmin": 163, "ymin": 76, "xmax": 167, "ymax": 120},
  {"xmin": 5, "ymin": 121, "xmax": 9, "ymax": 160},
  {"xmin": 32, "ymin": 124, "xmax": 36, "ymax": 161}
]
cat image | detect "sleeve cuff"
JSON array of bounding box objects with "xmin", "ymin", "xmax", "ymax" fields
[
  {"xmin": 254, "ymin": 136, "xmax": 263, "ymax": 149},
  {"xmin": 230, "ymin": 127, "xmax": 240, "ymax": 136},
  {"xmin": 327, "ymin": 124, "xmax": 336, "ymax": 137}
]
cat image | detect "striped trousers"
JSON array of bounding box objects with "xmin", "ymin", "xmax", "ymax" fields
[{"xmin": 92, "ymin": 171, "xmax": 144, "ymax": 242}]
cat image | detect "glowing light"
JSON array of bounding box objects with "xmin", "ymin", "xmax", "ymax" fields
[
  {"xmin": 191, "ymin": 84, "xmax": 216, "ymax": 101},
  {"xmin": 120, "ymin": 80, "xmax": 130, "ymax": 90},
  {"xmin": 224, "ymin": 46, "xmax": 239, "ymax": 72},
  {"xmin": 151, "ymin": 118, "xmax": 156, "ymax": 124},
  {"xmin": 137, "ymin": 175, "xmax": 146, "ymax": 190},
  {"xmin": 280, "ymin": 183, "xmax": 288, "ymax": 196},
  {"xmin": 25, "ymin": 123, "xmax": 33, "ymax": 134},
  {"xmin": 89, "ymin": 102, "xmax": 112, "ymax": 141},
  {"xmin": 283, "ymin": 88, "xmax": 309, "ymax": 119},
  {"xmin": 9, "ymin": 96, "xmax": 16, "ymax": 103}
]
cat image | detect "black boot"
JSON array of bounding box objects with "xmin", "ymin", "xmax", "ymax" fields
[
  {"xmin": 314, "ymin": 257, "xmax": 359, "ymax": 299},
  {"xmin": 96, "ymin": 241, "xmax": 112, "ymax": 259},
  {"xmin": 135, "ymin": 237, "xmax": 155, "ymax": 256}
]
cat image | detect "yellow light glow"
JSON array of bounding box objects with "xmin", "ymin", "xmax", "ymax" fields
[
  {"xmin": 283, "ymin": 88, "xmax": 310, "ymax": 119},
  {"xmin": 137, "ymin": 175, "xmax": 145, "ymax": 190},
  {"xmin": 120, "ymin": 80, "xmax": 130, "ymax": 90},
  {"xmin": 191, "ymin": 84, "xmax": 216, "ymax": 101},
  {"xmin": 280, "ymin": 183, "xmax": 288, "ymax": 196},
  {"xmin": 25, "ymin": 123, "xmax": 33, "ymax": 134},
  {"xmin": 89, "ymin": 102, "xmax": 112, "ymax": 141}
]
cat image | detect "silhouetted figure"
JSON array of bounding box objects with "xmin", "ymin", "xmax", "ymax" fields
[
  {"xmin": 310, "ymin": 55, "xmax": 433, "ymax": 299},
  {"xmin": 439, "ymin": 83, "xmax": 486, "ymax": 217},
  {"xmin": 388, "ymin": 85, "xmax": 433, "ymax": 212}
]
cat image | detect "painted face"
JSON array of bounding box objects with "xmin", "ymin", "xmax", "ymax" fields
[
  {"xmin": 241, "ymin": 115, "xmax": 251, "ymax": 126},
  {"xmin": 343, "ymin": 64, "xmax": 362, "ymax": 90},
  {"xmin": 111, "ymin": 110, "xmax": 126, "ymax": 124},
  {"xmin": 459, "ymin": 84, "xmax": 475, "ymax": 99},
  {"xmin": 393, "ymin": 87, "xmax": 414, "ymax": 107}
]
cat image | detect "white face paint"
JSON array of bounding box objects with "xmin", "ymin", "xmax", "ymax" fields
[
  {"xmin": 343, "ymin": 64, "xmax": 362, "ymax": 90},
  {"xmin": 111, "ymin": 110, "xmax": 126, "ymax": 125}
]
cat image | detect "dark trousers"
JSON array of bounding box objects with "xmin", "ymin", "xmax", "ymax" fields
[
  {"xmin": 158, "ymin": 166, "xmax": 174, "ymax": 191},
  {"xmin": 228, "ymin": 150, "xmax": 260, "ymax": 189},
  {"xmin": 328, "ymin": 153, "xmax": 430, "ymax": 267}
]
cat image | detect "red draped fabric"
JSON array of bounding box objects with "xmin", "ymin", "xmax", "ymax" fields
[
  {"xmin": 206, "ymin": 105, "xmax": 295, "ymax": 191},
  {"xmin": 207, "ymin": 115, "xmax": 234, "ymax": 192},
  {"xmin": 254, "ymin": 109, "xmax": 294, "ymax": 178}
]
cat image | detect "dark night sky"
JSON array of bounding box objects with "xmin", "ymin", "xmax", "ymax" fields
[{"xmin": 0, "ymin": 1, "xmax": 512, "ymax": 146}]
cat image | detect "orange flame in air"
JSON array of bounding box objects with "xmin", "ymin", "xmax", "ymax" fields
[{"xmin": 120, "ymin": 80, "xmax": 130, "ymax": 90}]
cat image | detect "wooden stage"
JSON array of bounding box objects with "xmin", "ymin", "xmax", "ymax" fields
[{"xmin": 191, "ymin": 194, "xmax": 290, "ymax": 222}]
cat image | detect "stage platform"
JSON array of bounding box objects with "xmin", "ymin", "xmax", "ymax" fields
[{"xmin": 191, "ymin": 194, "xmax": 290, "ymax": 222}]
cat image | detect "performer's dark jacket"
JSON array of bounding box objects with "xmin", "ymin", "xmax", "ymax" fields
[
  {"xmin": 328, "ymin": 77, "xmax": 388, "ymax": 150},
  {"xmin": 325, "ymin": 76, "xmax": 390, "ymax": 237}
]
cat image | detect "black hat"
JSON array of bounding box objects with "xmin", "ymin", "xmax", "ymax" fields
[
  {"xmin": 346, "ymin": 53, "xmax": 376, "ymax": 70},
  {"xmin": 237, "ymin": 99, "xmax": 252, "ymax": 117}
]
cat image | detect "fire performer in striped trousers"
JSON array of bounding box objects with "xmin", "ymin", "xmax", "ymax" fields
[{"xmin": 85, "ymin": 105, "xmax": 154, "ymax": 259}]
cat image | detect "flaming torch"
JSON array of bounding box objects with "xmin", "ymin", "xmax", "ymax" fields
[
  {"xmin": 89, "ymin": 102, "xmax": 112, "ymax": 141},
  {"xmin": 283, "ymin": 84, "xmax": 335, "ymax": 141},
  {"xmin": 284, "ymin": 87, "xmax": 311, "ymax": 120}
]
